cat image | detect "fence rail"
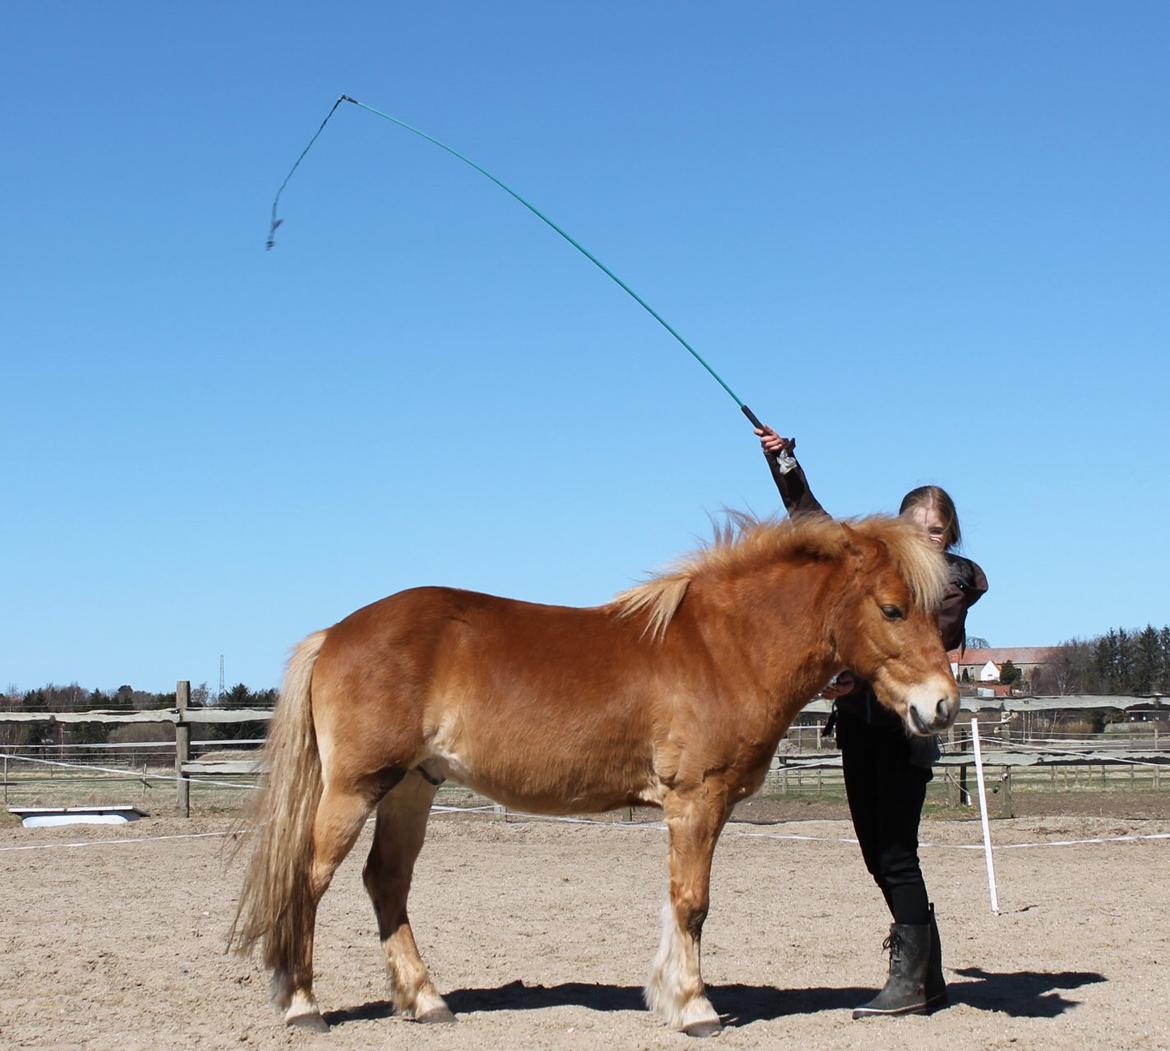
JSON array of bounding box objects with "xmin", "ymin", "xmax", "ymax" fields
[{"xmin": 0, "ymin": 707, "xmax": 273, "ymax": 724}]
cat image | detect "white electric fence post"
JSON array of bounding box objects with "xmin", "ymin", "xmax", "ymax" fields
[{"xmin": 970, "ymin": 717, "xmax": 1000, "ymax": 914}]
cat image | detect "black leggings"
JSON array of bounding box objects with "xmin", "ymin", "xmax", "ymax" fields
[{"xmin": 838, "ymin": 715, "xmax": 932, "ymax": 926}]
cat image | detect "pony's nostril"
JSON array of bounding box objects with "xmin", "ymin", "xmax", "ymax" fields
[{"xmin": 935, "ymin": 699, "xmax": 950, "ymax": 723}]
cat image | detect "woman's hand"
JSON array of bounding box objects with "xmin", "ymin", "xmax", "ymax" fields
[
  {"xmin": 754, "ymin": 424, "xmax": 795, "ymax": 457},
  {"xmin": 822, "ymin": 671, "xmax": 856, "ymax": 699}
]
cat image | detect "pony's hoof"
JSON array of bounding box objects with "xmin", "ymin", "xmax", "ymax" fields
[
  {"xmin": 679, "ymin": 997, "xmax": 722, "ymax": 1037},
  {"xmin": 286, "ymin": 1011, "xmax": 329, "ymax": 1033},
  {"xmin": 416, "ymin": 1005, "xmax": 456, "ymax": 1024}
]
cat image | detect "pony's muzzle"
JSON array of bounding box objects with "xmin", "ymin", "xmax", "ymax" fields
[{"xmin": 905, "ymin": 679, "xmax": 960, "ymax": 735}]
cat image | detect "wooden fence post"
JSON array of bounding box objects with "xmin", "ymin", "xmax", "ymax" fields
[{"xmin": 176, "ymin": 681, "xmax": 190, "ymax": 818}]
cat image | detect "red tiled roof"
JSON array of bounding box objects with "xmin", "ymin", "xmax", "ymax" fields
[{"xmin": 947, "ymin": 647, "xmax": 1061, "ymax": 665}]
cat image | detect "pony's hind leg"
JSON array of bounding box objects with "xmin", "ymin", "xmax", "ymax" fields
[
  {"xmin": 277, "ymin": 784, "xmax": 374, "ymax": 1031},
  {"xmin": 363, "ymin": 770, "xmax": 453, "ymax": 1023},
  {"xmin": 645, "ymin": 787, "xmax": 730, "ymax": 1036}
]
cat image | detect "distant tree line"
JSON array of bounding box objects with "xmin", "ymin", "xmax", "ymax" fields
[
  {"xmin": 0, "ymin": 682, "xmax": 276, "ymax": 749},
  {"xmin": 1041, "ymin": 624, "xmax": 1170, "ymax": 696}
]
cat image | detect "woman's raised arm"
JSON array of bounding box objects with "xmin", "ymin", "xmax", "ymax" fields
[{"xmin": 755, "ymin": 424, "xmax": 828, "ymax": 518}]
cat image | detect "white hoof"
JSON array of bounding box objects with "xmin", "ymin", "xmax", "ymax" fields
[
  {"xmin": 415, "ymin": 1005, "xmax": 456, "ymax": 1024},
  {"xmin": 286, "ymin": 1011, "xmax": 329, "ymax": 1033},
  {"xmin": 406, "ymin": 986, "xmax": 454, "ymax": 1024},
  {"xmin": 680, "ymin": 996, "xmax": 721, "ymax": 1037},
  {"xmin": 284, "ymin": 990, "xmax": 326, "ymax": 1031}
]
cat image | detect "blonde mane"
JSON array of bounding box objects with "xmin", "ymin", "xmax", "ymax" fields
[{"xmin": 609, "ymin": 512, "xmax": 947, "ymax": 641}]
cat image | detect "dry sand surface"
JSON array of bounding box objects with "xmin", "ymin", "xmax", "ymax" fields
[{"xmin": 1, "ymin": 810, "xmax": 1168, "ymax": 1050}]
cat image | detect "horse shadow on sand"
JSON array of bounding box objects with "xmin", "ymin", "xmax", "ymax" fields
[{"xmin": 323, "ymin": 968, "xmax": 1105, "ymax": 1029}]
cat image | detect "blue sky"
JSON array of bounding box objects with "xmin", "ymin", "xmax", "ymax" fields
[{"xmin": 3, "ymin": 3, "xmax": 1167, "ymax": 693}]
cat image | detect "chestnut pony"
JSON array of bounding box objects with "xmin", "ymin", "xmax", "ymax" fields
[{"xmin": 230, "ymin": 513, "xmax": 958, "ymax": 1036}]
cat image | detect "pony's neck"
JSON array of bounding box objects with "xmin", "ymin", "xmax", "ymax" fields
[{"xmin": 688, "ymin": 555, "xmax": 844, "ymax": 719}]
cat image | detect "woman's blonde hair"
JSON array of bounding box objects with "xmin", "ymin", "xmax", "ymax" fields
[{"xmin": 899, "ymin": 485, "xmax": 961, "ymax": 550}]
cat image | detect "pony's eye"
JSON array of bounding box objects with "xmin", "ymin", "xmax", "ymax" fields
[{"xmin": 880, "ymin": 604, "xmax": 905, "ymax": 621}]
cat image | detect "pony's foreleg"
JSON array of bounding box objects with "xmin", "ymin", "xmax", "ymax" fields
[
  {"xmin": 645, "ymin": 789, "xmax": 729, "ymax": 1036},
  {"xmin": 363, "ymin": 771, "xmax": 452, "ymax": 1023},
  {"xmin": 276, "ymin": 785, "xmax": 373, "ymax": 1031}
]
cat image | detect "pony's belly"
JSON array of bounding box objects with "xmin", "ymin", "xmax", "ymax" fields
[{"xmin": 427, "ymin": 749, "xmax": 660, "ymax": 816}]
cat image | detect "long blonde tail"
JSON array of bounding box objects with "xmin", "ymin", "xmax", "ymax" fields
[{"xmin": 228, "ymin": 630, "xmax": 327, "ymax": 979}]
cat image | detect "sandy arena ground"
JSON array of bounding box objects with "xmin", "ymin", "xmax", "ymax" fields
[{"xmin": 1, "ymin": 809, "xmax": 1167, "ymax": 1050}]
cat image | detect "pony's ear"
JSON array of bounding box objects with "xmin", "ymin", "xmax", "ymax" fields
[{"xmin": 835, "ymin": 520, "xmax": 866, "ymax": 560}]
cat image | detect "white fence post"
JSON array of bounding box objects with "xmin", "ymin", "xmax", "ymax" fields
[{"xmin": 970, "ymin": 718, "xmax": 1000, "ymax": 914}]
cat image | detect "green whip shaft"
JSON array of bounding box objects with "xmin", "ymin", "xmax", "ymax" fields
[{"xmin": 268, "ymin": 94, "xmax": 764, "ymax": 430}]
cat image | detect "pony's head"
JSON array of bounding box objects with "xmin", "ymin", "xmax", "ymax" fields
[{"xmin": 831, "ymin": 517, "xmax": 958, "ymax": 735}]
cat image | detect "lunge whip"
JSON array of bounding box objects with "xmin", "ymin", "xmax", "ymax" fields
[{"xmin": 267, "ymin": 95, "xmax": 768, "ymax": 431}]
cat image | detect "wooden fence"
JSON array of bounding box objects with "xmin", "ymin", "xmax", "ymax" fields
[
  {"xmin": 768, "ymin": 748, "xmax": 1168, "ymax": 816},
  {"xmin": 0, "ymin": 681, "xmax": 271, "ymax": 816}
]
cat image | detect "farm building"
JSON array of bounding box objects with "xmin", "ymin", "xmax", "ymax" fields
[{"xmin": 948, "ymin": 646, "xmax": 1060, "ymax": 684}]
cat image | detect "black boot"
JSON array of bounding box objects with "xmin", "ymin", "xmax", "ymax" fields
[
  {"xmin": 925, "ymin": 903, "xmax": 947, "ymax": 1009},
  {"xmin": 852, "ymin": 923, "xmax": 932, "ymax": 1019}
]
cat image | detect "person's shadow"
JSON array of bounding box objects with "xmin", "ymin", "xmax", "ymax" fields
[
  {"xmin": 708, "ymin": 968, "xmax": 1104, "ymax": 1025},
  {"xmin": 945, "ymin": 967, "xmax": 1106, "ymax": 1019},
  {"xmin": 323, "ymin": 968, "xmax": 1106, "ymax": 1028}
]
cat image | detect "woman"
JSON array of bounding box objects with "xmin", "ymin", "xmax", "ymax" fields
[{"xmin": 756, "ymin": 424, "xmax": 987, "ymax": 1018}]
